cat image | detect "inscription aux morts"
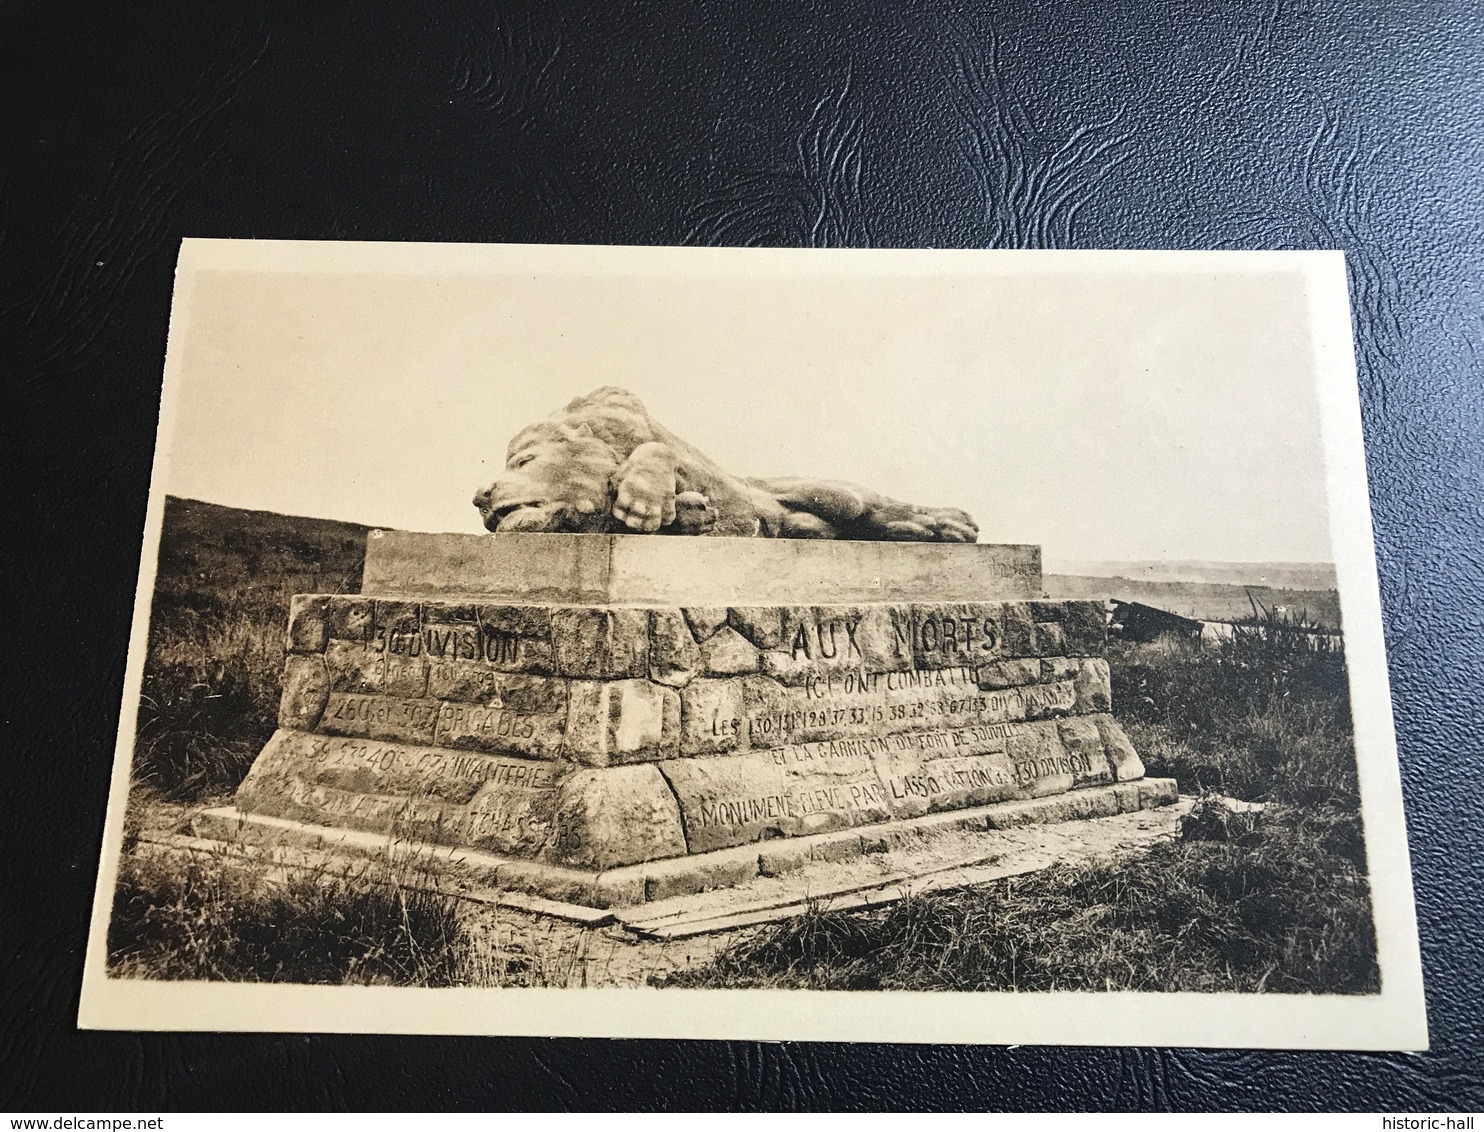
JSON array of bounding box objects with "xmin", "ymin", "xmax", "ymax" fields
[
  {"xmin": 364, "ymin": 605, "xmax": 530, "ymax": 666},
  {"xmin": 784, "ymin": 608, "xmax": 1004, "ymax": 664},
  {"xmin": 915, "ymin": 613, "xmax": 998, "ymax": 655},
  {"xmin": 787, "ymin": 615, "xmax": 866, "ymax": 662}
]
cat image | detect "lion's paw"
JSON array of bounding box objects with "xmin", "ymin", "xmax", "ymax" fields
[
  {"xmin": 916, "ymin": 506, "xmax": 979, "ymax": 543},
  {"xmin": 612, "ymin": 470, "xmax": 676, "ymax": 532},
  {"xmin": 669, "ymin": 491, "xmax": 716, "ymax": 535},
  {"xmin": 610, "ymin": 441, "xmax": 680, "ymax": 533}
]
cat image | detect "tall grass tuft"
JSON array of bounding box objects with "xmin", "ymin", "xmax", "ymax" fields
[
  {"xmin": 132, "ymin": 497, "xmax": 370, "ymax": 800},
  {"xmin": 1113, "ymin": 600, "xmax": 1355, "ymax": 808},
  {"xmin": 107, "ymin": 851, "xmax": 465, "ymax": 985}
]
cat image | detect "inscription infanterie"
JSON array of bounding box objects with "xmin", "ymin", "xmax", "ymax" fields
[
  {"xmin": 234, "ymin": 730, "xmax": 564, "ymax": 856},
  {"xmin": 247, "ymin": 730, "xmax": 562, "ymax": 791},
  {"xmin": 301, "ymin": 733, "xmax": 558, "ymax": 791}
]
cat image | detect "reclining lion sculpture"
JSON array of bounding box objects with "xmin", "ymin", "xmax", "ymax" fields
[{"xmin": 473, "ymin": 386, "xmax": 978, "ymax": 542}]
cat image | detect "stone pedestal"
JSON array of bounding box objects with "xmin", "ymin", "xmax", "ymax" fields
[
  {"xmin": 360, "ymin": 529, "xmax": 1043, "ymax": 603},
  {"xmin": 215, "ymin": 534, "xmax": 1173, "ymax": 908}
]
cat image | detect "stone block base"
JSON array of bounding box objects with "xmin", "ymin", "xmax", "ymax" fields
[
  {"xmin": 195, "ymin": 777, "xmax": 1178, "ymax": 910},
  {"xmin": 240, "ymin": 588, "xmax": 1153, "ymax": 872},
  {"xmin": 226, "ymin": 526, "xmax": 1178, "ymax": 903}
]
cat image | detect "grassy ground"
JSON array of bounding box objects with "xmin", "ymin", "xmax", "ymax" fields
[
  {"xmin": 112, "ymin": 499, "xmax": 1378, "ymax": 992},
  {"xmin": 108, "ymin": 839, "xmax": 763, "ymax": 987},
  {"xmin": 108, "ymin": 850, "xmax": 465, "ymax": 985},
  {"xmin": 131, "ymin": 496, "xmax": 369, "ymax": 801}
]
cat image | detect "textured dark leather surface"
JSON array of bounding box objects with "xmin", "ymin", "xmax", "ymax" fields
[{"xmin": 4, "ymin": 0, "xmax": 1482, "ymax": 1112}]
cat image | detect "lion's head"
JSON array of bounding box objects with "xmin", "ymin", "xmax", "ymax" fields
[{"xmin": 472, "ymin": 420, "xmax": 622, "ymax": 533}]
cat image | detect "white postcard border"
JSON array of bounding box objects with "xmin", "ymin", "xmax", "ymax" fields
[{"xmin": 78, "ymin": 241, "xmax": 1428, "ymax": 1050}]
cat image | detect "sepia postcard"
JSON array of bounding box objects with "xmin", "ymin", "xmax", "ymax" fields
[{"xmin": 79, "ymin": 240, "xmax": 1426, "ymax": 1048}]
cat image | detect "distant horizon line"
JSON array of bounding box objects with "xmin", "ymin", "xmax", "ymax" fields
[{"xmin": 160, "ymin": 493, "xmax": 1338, "ymax": 569}]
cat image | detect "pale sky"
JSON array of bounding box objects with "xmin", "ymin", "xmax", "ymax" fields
[{"xmin": 162, "ymin": 254, "xmax": 1335, "ymax": 564}]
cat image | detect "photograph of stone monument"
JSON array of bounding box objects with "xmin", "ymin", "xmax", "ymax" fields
[{"xmin": 81, "ymin": 242, "xmax": 1425, "ymax": 1048}]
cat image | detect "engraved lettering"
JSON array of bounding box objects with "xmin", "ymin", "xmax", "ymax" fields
[
  {"xmin": 817, "ymin": 622, "xmax": 838, "ymax": 659},
  {"xmin": 920, "ymin": 617, "xmax": 939, "ymax": 652},
  {"xmin": 791, "ymin": 623, "xmax": 812, "ymax": 660},
  {"xmin": 842, "ymin": 617, "xmax": 862, "ymax": 657},
  {"xmin": 980, "ymin": 618, "xmax": 1000, "ymax": 651}
]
